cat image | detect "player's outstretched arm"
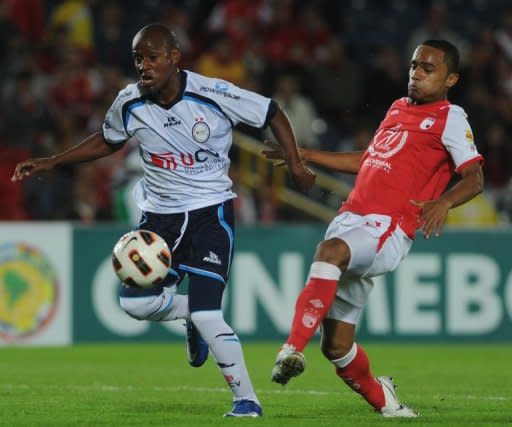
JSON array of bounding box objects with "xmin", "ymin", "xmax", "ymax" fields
[
  {"xmin": 268, "ymin": 108, "xmax": 316, "ymax": 192},
  {"xmin": 262, "ymin": 141, "xmax": 364, "ymax": 174},
  {"xmin": 11, "ymin": 132, "xmax": 122, "ymax": 182},
  {"xmin": 411, "ymin": 162, "xmax": 484, "ymax": 238}
]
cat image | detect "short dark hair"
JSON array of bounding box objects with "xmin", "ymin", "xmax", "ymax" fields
[
  {"xmin": 137, "ymin": 23, "xmax": 179, "ymax": 51},
  {"xmin": 421, "ymin": 39, "xmax": 460, "ymax": 73}
]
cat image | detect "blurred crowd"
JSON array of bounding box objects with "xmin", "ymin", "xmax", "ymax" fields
[{"xmin": 1, "ymin": 0, "xmax": 512, "ymax": 226}]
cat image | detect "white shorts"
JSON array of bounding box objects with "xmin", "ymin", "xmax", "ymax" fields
[{"xmin": 324, "ymin": 211, "xmax": 413, "ymax": 321}]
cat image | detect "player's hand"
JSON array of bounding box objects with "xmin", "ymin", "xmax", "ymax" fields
[
  {"xmin": 262, "ymin": 140, "xmax": 305, "ymax": 167},
  {"xmin": 11, "ymin": 157, "xmax": 55, "ymax": 182},
  {"xmin": 262, "ymin": 141, "xmax": 315, "ymax": 191},
  {"xmin": 289, "ymin": 163, "xmax": 316, "ymax": 192},
  {"xmin": 410, "ymin": 199, "xmax": 451, "ymax": 239}
]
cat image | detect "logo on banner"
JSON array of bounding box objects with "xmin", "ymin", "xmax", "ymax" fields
[{"xmin": 0, "ymin": 243, "xmax": 59, "ymax": 341}]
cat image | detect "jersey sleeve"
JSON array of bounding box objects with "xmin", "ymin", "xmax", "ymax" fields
[
  {"xmin": 441, "ymin": 106, "xmax": 484, "ymax": 173},
  {"xmin": 203, "ymin": 80, "xmax": 272, "ymax": 128},
  {"xmin": 102, "ymin": 90, "xmax": 131, "ymax": 144}
]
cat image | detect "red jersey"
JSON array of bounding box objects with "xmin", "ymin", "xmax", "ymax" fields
[{"xmin": 341, "ymin": 97, "xmax": 483, "ymax": 238}]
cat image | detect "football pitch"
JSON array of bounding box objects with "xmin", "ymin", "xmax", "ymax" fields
[{"xmin": 1, "ymin": 342, "xmax": 510, "ymax": 426}]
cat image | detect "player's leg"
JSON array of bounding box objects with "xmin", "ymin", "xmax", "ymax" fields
[
  {"xmin": 322, "ymin": 314, "xmax": 386, "ymax": 410},
  {"xmin": 118, "ymin": 211, "xmax": 209, "ymax": 366},
  {"xmin": 322, "ymin": 300, "xmax": 417, "ymax": 417},
  {"xmin": 119, "ymin": 211, "xmax": 190, "ymax": 322},
  {"xmin": 270, "ymin": 238, "xmax": 345, "ymax": 385},
  {"xmin": 184, "ymin": 201, "xmax": 261, "ymax": 417},
  {"xmin": 272, "ymin": 214, "xmax": 380, "ymax": 385}
]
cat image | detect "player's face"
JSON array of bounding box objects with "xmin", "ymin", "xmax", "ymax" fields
[
  {"xmin": 132, "ymin": 32, "xmax": 180, "ymax": 99},
  {"xmin": 408, "ymin": 45, "xmax": 458, "ymax": 104}
]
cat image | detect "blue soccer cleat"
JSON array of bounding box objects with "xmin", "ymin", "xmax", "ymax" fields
[
  {"xmin": 185, "ymin": 321, "xmax": 209, "ymax": 367},
  {"xmin": 224, "ymin": 400, "xmax": 263, "ymax": 417}
]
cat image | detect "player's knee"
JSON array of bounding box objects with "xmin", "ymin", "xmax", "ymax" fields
[
  {"xmin": 315, "ymin": 238, "xmax": 350, "ymax": 270},
  {"xmin": 320, "ymin": 337, "xmax": 354, "ymax": 361},
  {"xmin": 119, "ymin": 295, "xmax": 158, "ymax": 320}
]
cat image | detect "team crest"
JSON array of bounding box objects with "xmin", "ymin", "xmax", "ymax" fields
[
  {"xmin": 192, "ymin": 121, "xmax": 210, "ymax": 143},
  {"xmin": 420, "ymin": 117, "xmax": 436, "ymax": 129}
]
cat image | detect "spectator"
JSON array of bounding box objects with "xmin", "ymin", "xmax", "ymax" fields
[
  {"xmin": 93, "ymin": 1, "xmax": 132, "ymax": 74},
  {"xmin": 194, "ymin": 32, "xmax": 247, "ymax": 86},
  {"xmin": 406, "ymin": 3, "xmax": 469, "ymax": 64},
  {"xmin": 270, "ymin": 73, "xmax": 320, "ymax": 149},
  {"xmin": 309, "ymin": 37, "xmax": 363, "ymax": 131},
  {"xmin": 46, "ymin": 0, "xmax": 94, "ymax": 53}
]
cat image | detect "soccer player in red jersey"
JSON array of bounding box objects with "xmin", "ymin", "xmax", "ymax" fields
[{"xmin": 263, "ymin": 40, "xmax": 484, "ymax": 417}]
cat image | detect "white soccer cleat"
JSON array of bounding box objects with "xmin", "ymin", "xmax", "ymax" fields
[
  {"xmin": 377, "ymin": 376, "xmax": 418, "ymax": 417},
  {"xmin": 271, "ymin": 344, "xmax": 305, "ymax": 385}
]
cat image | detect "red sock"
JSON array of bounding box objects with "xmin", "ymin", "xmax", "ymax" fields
[
  {"xmin": 335, "ymin": 345, "xmax": 385, "ymax": 410},
  {"xmin": 286, "ymin": 277, "xmax": 338, "ymax": 352}
]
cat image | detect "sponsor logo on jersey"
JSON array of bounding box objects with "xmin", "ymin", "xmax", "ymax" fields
[
  {"xmin": 420, "ymin": 117, "xmax": 436, "ymax": 129},
  {"xmin": 203, "ymin": 251, "xmax": 222, "ymax": 265},
  {"xmin": 192, "ymin": 121, "xmax": 210, "ymax": 143},
  {"xmin": 149, "ymin": 149, "xmax": 221, "ymax": 170},
  {"xmin": 0, "ymin": 243, "xmax": 59, "ymax": 341},
  {"xmin": 215, "ymin": 81, "xmax": 229, "ymax": 92},
  {"xmin": 163, "ymin": 116, "xmax": 182, "ymax": 128},
  {"xmin": 362, "ymin": 157, "xmax": 392, "ymax": 172},
  {"xmin": 368, "ymin": 125, "xmax": 408, "ymax": 159},
  {"xmin": 199, "ymin": 86, "xmax": 240, "ymax": 100}
]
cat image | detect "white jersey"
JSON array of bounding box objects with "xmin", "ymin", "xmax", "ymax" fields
[{"xmin": 103, "ymin": 70, "xmax": 274, "ymax": 213}]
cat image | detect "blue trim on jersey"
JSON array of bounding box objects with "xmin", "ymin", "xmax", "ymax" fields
[
  {"xmin": 179, "ymin": 264, "xmax": 225, "ymax": 284},
  {"xmin": 122, "ymin": 98, "xmax": 146, "ymax": 131},
  {"xmin": 217, "ymin": 204, "xmax": 234, "ymax": 272},
  {"xmin": 138, "ymin": 212, "xmax": 148, "ymax": 228},
  {"xmin": 168, "ymin": 268, "xmax": 179, "ymax": 277},
  {"xmin": 264, "ymin": 99, "xmax": 278, "ymax": 128},
  {"xmin": 183, "ymin": 92, "xmax": 234, "ymax": 127}
]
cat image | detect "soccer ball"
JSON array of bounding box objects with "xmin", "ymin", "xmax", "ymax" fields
[{"xmin": 112, "ymin": 230, "xmax": 171, "ymax": 288}]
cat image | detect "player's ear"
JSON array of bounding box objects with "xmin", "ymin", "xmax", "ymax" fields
[
  {"xmin": 169, "ymin": 48, "xmax": 181, "ymax": 65},
  {"xmin": 446, "ymin": 72, "xmax": 459, "ymax": 89}
]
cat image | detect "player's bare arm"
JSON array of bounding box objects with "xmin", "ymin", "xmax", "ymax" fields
[
  {"xmin": 263, "ymin": 141, "xmax": 363, "ymax": 175},
  {"xmin": 11, "ymin": 132, "xmax": 122, "ymax": 182},
  {"xmin": 411, "ymin": 162, "xmax": 484, "ymax": 238},
  {"xmin": 268, "ymin": 107, "xmax": 316, "ymax": 192},
  {"xmin": 301, "ymin": 150, "xmax": 364, "ymax": 174}
]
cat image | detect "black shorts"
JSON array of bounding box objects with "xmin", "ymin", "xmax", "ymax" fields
[{"xmin": 137, "ymin": 199, "xmax": 235, "ymax": 287}]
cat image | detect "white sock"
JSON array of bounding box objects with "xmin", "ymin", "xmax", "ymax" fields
[
  {"xmin": 120, "ymin": 287, "xmax": 190, "ymax": 321},
  {"xmin": 309, "ymin": 261, "xmax": 342, "ymax": 280},
  {"xmin": 331, "ymin": 342, "xmax": 357, "ymax": 368},
  {"xmin": 191, "ymin": 310, "xmax": 259, "ymax": 404},
  {"xmin": 158, "ymin": 291, "xmax": 190, "ymax": 321}
]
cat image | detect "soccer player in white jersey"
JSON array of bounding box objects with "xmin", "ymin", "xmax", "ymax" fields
[
  {"xmin": 11, "ymin": 23, "xmax": 315, "ymax": 417},
  {"xmin": 263, "ymin": 40, "xmax": 484, "ymax": 417}
]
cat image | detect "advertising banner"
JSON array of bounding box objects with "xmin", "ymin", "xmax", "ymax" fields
[
  {"xmin": 73, "ymin": 225, "xmax": 512, "ymax": 342},
  {"xmin": 0, "ymin": 223, "xmax": 72, "ymax": 346}
]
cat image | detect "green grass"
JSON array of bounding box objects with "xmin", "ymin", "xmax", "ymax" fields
[{"xmin": 0, "ymin": 343, "xmax": 511, "ymax": 426}]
